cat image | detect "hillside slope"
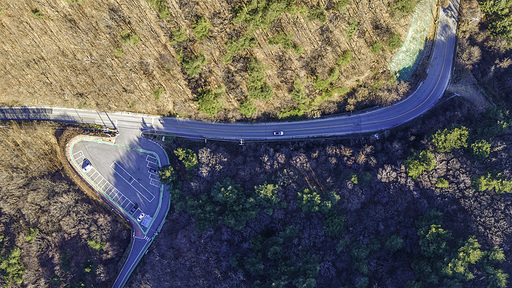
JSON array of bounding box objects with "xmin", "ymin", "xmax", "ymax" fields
[{"xmin": 0, "ymin": 0, "xmax": 424, "ymax": 120}]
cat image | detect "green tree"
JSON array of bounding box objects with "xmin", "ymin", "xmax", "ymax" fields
[
  {"xmin": 473, "ymin": 173, "xmax": 512, "ymax": 194},
  {"xmin": 174, "ymin": 148, "xmax": 198, "ymax": 171},
  {"xmin": 323, "ymin": 211, "xmax": 345, "ymax": 236},
  {"xmin": 431, "ymin": 126, "xmax": 469, "ymax": 153},
  {"xmin": 180, "ymin": 51, "xmax": 206, "ymax": 77},
  {"xmin": 388, "ymin": 33, "xmax": 403, "ymax": 50},
  {"xmin": 471, "ymin": 139, "xmax": 491, "ymax": 160},
  {"xmin": 247, "ymin": 58, "xmax": 274, "ymax": 100},
  {"xmin": 210, "ymin": 178, "xmax": 258, "ymax": 230},
  {"xmin": 239, "ymin": 99, "xmax": 257, "ymax": 117},
  {"xmin": 120, "ymin": 30, "xmax": 140, "ymax": 45},
  {"xmin": 337, "ymin": 50, "xmax": 353, "ymax": 67},
  {"xmin": 370, "ymin": 41, "xmax": 382, "ymax": 54},
  {"xmin": 385, "ymin": 234, "xmax": 404, "ymax": 252},
  {"xmin": 159, "ymin": 165, "xmax": 177, "ymax": 185},
  {"xmin": 405, "ymin": 150, "xmax": 436, "ymax": 179},
  {"xmin": 146, "ymin": 0, "xmax": 170, "ymax": 20},
  {"xmin": 195, "ymin": 88, "xmax": 222, "ymax": 116},
  {"xmin": 31, "ymin": 8, "xmax": 44, "ymax": 19},
  {"xmin": 307, "ymin": 2, "xmax": 327, "ymax": 23},
  {"xmin": 297, "ymin": 188, "xmax": 339, "ymax": 213},
  {"xmin": 171, "ymin": 28, "xmax": 188, "ymax": 44},
  {"xmin": 192, "ymin": 16, "xmax": 212, "ymax": 41},
  {"xmin": 436, "ymin": 178, "xmax": 449, "ymax": 188},
  {"xmin": 87, "ymin": 238, "xmax": 105, "ymax": 251}
]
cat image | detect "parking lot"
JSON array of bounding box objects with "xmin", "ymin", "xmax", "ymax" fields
[{"xmin": 70, "ymin": 139, "xmax": 163, "ymax": 234}]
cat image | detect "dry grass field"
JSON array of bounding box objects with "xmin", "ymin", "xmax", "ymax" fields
[{"xmin": 0, "ymin": 0, "xmax": 420, "ymax": 120}]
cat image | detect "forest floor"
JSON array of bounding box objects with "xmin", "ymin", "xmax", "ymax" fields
[{"xmin": 0, "ymin": 122, "xmax": 130, "ymax": 287}]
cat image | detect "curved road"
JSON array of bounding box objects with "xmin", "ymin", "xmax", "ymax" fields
[{"xmin": 0, "ymin": 1, "xmax": 459, "ymax": 287}]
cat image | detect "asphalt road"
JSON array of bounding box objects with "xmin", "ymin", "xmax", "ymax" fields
[{"xmin": 0, "ymin": 1, "xmax": 459, "ymax": 287}]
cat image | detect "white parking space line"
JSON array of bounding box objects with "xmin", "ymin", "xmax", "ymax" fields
[
  {"xmin": 146, "ymin": 155, "xmax": 157, "ymax": 164},
  {"xmin": 111, "ymin": 162, "xmax": 155, "ymax": 202},
  {"xmin": 149, "ymin": 173, "xmax": 159, "ymax": 180},
  {"xmin": 150, "ymin": 179, "xmax": 160, "ymax": 187}
]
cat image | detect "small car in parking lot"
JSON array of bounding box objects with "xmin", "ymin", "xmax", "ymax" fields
[
  {"xmin": 129, "ymin": 203, "xmax": 138, "ymax": 215},
  {"xmin": 273, "ymin": 131, "xmax": 284, "ymax": 136},
  {"xmin": 137, "ymin": 212, "xmax": 145, "ymax": 222},
  {"xmin": 82, "ymin": 158, "xmax": 92, "ymax": 173},
  {"xmin": 149, "ymin": 167, "xmax": 157, "ymax": 174}
]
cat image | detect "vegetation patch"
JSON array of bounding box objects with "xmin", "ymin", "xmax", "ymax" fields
[
  {"xmin": 479, "ymin": 0, "xmax": 512, "ymax": 42},
  {"xmin": 153, "ymin": 87, "xmax": 164, "ymax": 100},
  {"xmin": 146, "ymin": 0, "xmax": 170, "ymax": 20},
  {"xmin": 239, "ymin": 99, "xmax": 257, "ymax": 117},
  {"xmin": 405, "ymin": 150, "xmax": 436, "ymax": 179},
  {"xmin": 192, "ymin": 16, "xmax": 211, "ymax": 41},
  {"xmin": 120, "ymin": 30, "xmax": 140, "ymax": 45},
  {"xmin": 247, "ymin": 58, "xmax": 274, "ymax": 100},
  {"xmin": 171, "ymin": 28, "xmax": 188, "ymax": 44},
  {"xmin": 431, "ymin": 126, "xmax": 469, "ymax": 153},
  {"xmin": 87, "ymin": 238, "xmax": 105, "ymax": 251},
  {"xmin": 473, "ymin": 173, "xmax": 512, "ymax": 194},
  {"xmin": 179, "ymin": 51, "xmax": 206, "ymax": 78},
  {"xmin": 267, "ymin": 33, "xmax": 303, "ymax": 54},
  {"xmin": 370, "ymin": 41, "xmax": 383, "ymax": 54},
  {"xmin": 390, "ymin": 0, "xmax": 420, "ymax": 18},
  {"xmin": 31, "ymin": 8, "xmax": 44, "ymax": 19},
  {"xmin": 387, "ymin": 33, "xmax": 403, "ymax": 50},
  {"xmin": 471, "ymin": 139, "xmax": 491, "ymax": 161},
  {"xmin": 307, "ymin": 2, "xmax": 327, "ymax": 23},
  {"xmin": 195, "ymin": 88, "xmax": 222, "ymax": 116}
]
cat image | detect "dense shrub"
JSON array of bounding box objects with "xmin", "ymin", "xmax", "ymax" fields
[
  {"xmin": 390, "ymin": 0, "xmax": 420, "ymax": 18},
  {"xmin": 370, "ymin": 41, "xmax": 382, "ymax": 54},
  {"xmin": 239, "ymin": 99, "xmax": 257, "ymax": 117},
  {"xmin": 232, "ymin": 0, "xmax": 298, "ymax": 30},
  {"xmin": 314, "ymin": 68, "xmax": 339, "ymax": 91},
  {"xmin": 171, "ymin": 28, "xmax": 188, "ymax": 44},
  {"xmin": 388, "ymin": 33, "xmax": 403, "ymax": 50},
  {"xmin": 179, "ymin": 51, "xmax": 206, "ymax": 77},
  {"xmin": 174, "ymin": 148, "xmax": 198, "ymax": 171},
  {"xmin": 337, "ymin": 50, "xmax": 353, "ymax": 67},
  {"xmin": 290, "ymin": 78, "xmax": 308, "ymax": 104},
  {"xmin": 247, "ymin": 58, "xmax": 274, "ymax": 100},
  {"xmin": 158, "ymin": 165, "xmax": 177, "ymax": 185},
  {"xmin": 334, "ymin": 0, "xmax": 350, "ymax": 11},
  {"xmin": 431, "ymin": 126, "xmax": 469, "ymax": 153},
  {"xmin": 223, "ymin": 34, "xmax": 257, "ymax": 63},
  {"xmin": 120, "ymin": 30, "xmax": 140, "ymax": 45},
  {"xmin": 192, "ymin": 16, "xmax": 211, "ymax": 41},
  {"xmin": 404, "ymin": 150, "xmax": 436, "ymax": 179},
  {"xmin": 346, "ymin": 19, "xmax": 359, "ymax": 40},
  {"xmin": 153, "ymin": 87, "xmax": 164, "ymax": 100},
  {"xmin": 31, "ymin": 8, "xmax": 44, "ymax": 19},
  {"xmin": 146, "ymin": 0, "xmax": 170, "ymax": 20},
  {"xmin": 296, "ymin": 188, "xmax": 339, "ymax": 213},
  {"xmin": 473, "ymin": 173, "xmax": 512, "ymax": 194},
  {"xmin": 307, "ymin": 2, "xmax": 327, "ymax": 23},
  {"xmin": 471, "ymin": 139, "xmax": 491, "ymax": 160},
  {"xmin": 267, "ymin": 33, "xmax": 303, "ymax": 54},
  {"xmin": 195, "ymin": 88, "xmax": 222, "ymax": 116}
]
